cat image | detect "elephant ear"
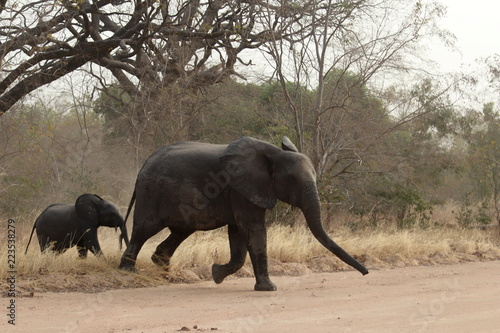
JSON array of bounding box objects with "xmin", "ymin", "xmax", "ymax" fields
[
  {"xmin": 221, "ymin": 137, "xmax": 280, "ymax": 209},
  {"xmin": 75, "ymin": 194, "xmax": 100, "ymax": 228},
  {"xmin": 281, "ymin": 136, "xmax": 299, "ymax": 152}
]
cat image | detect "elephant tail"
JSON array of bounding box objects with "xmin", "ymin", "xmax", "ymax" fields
[
  {"xmin": 24, "ymin": 220, "xmax": 37, "ymax": 255},
  {"xmin": 124, "ymin": 190, "xmax": 135, "ymax": 224},
  {"xmin": 119, "ymin": 191, "xmax": 135, "ymax": 249}
]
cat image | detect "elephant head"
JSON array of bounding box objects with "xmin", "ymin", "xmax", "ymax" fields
[
  {"xmin": 222, "ymin": 136, "xmax": 368, "ymax": 275},
  {"xmin": 75, "ymin": 194, "xmax": 130, "ymax": 248}
]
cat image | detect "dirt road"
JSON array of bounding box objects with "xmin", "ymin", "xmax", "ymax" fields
[{"xmin": 4, "ymin": 261, "xmax": 500, "ymax": 333}]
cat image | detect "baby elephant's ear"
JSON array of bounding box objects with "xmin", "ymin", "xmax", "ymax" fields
[
  {"xmin": 221, "ymin": 137, "xmax": 279, "ymax": 209},
  {"xmin": 75, "ymin": 194, "xmax": 99, "ymax": 226}
]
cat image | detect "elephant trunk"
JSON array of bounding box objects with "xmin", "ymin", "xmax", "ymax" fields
[{"xmin": 300, "ymin": 182, "xmax": 369, "ymax": 275}]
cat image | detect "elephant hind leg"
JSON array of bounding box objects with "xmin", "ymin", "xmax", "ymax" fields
[
  {"xmin": 38, "ymin": 236, "xmax": 52, "ymax": 252},
  {"xmin": 152, "ymin": 228, "xmax": 194, "ymax": 270},
  {"xmin": 212, "ymin": 224, "xmax": 248, "ymax": 284},
  {"xmin": 119, "ymin": 235, "xmax": 149, "ymax": 272},
  {"xmin": 39, "ymin": 239, "xmax": 63, "ymax": 255},
  {"xmin": 119, "ymin": 218, "xmax": 163, "ymax": 272}
]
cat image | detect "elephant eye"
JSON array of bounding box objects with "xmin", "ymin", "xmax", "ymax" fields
[{"xmin": 285, "ymin": 175, "xmax": 296, "ymax": 184}]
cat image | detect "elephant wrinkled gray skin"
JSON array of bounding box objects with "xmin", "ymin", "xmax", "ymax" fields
[
  {"xmin": 119, "ymin": 136, "xmax": 368, "ymax": 291},
  {"xmin": 25, "ymin": 194, "xmax": 129, "ymax": 257}
]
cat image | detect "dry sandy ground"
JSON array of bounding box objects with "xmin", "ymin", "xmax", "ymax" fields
[{"xmin": 3, "ymin": 261, "xmax": 500, "ymax": 333}]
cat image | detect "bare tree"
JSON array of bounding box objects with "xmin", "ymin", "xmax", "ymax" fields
[
  {"xmin": 264, "ymin": 0, "xmax": 454, "ymax": 175},
  {"xmin": 0, "ymin": 0, "xmax": 314, "ymax": 117}
]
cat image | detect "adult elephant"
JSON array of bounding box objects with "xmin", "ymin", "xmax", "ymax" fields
[
  {"xmin": 119, "ymin": 136, "xmax": 368, "ymax": 291},
  {"xmin": 25, "ymin": 194, "xmax": 129, "ymax": 257}
]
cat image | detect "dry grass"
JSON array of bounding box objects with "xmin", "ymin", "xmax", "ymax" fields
[{"xmin": 2, "ymin": 210, "xmax": 500, "ymax": 294}]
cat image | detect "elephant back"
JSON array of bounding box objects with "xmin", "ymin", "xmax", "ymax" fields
[{"xmin": 138, "ymin": 142, "xmax": 228, "ymax": 180}]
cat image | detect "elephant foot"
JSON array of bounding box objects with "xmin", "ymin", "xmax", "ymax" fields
[
  {"xmin": 119, "ymin": 265, "xmax": 138, "ymax": 273},
  {"xmin": 254, "ymin": 280, "xmax": 277, "ymax": 291},
  {"xmin": 77, "ymin": 249, "xmax": 88, "ymax": 259},
  {"xmin": 119, "ymin": 256, "xmax": 138, "ymax": 273},
  {"xmin": 212, "ymin": 264, "xmax": 227, "ymax": 284},
  {"xmin": 151, "ymin": 253, "xmax": 171, "ymax": 271}
]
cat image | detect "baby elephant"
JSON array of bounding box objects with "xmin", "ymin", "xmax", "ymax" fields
[{"xmin": 25, "ymin": 194, "xmax": 129, "ymax": 257}]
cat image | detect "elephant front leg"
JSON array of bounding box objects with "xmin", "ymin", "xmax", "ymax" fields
[
  {"xmin": 247, "ymin": 222, "xmax": 276, "ymax": 291},
  {"xmin": 83, "ymin": 229, "xmax": 103, "ymax": 257},
  {"xmin": 212, "ymin": 224, "xmax": 248, "ymax": 284},
  {"xmin": 76, "ymin": 240, "xmax": 88, "ymax": 258}
]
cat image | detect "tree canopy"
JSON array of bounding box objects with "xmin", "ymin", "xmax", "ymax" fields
[
  {"xmin": 2, "ymin": 1, "xmax": 500, "ymax": 229},
  {"xmin": 0, "ymin": 0, "xmax": 319, "ymax": 114}
]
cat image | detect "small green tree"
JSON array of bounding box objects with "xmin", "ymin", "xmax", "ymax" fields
[{"xmin": 466, "ymin": 102, "xmax": 500, "ymax": 227}]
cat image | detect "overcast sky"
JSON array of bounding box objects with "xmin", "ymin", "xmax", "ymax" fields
[
  {"xmin": 42, "ymin": 1, "xmax": 500, "ymax": 108},
  {"xmin": 432, "ymin": 1, "xmax": 500, "ymax": 72}
]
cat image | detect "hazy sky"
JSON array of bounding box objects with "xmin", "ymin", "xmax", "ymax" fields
[{"xmin": 433, "ymin": 1, "xmax": 500, "ymax": 72}]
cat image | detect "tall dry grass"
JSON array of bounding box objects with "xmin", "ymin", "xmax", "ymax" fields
[{"xmin": 1, "ymin": 206, "xmax": 499, "ymax": 292}]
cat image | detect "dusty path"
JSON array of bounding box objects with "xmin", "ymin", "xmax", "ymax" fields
[{"xmin": 3, "ymin": 261, "xmax": 500, "ymax": 333}]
